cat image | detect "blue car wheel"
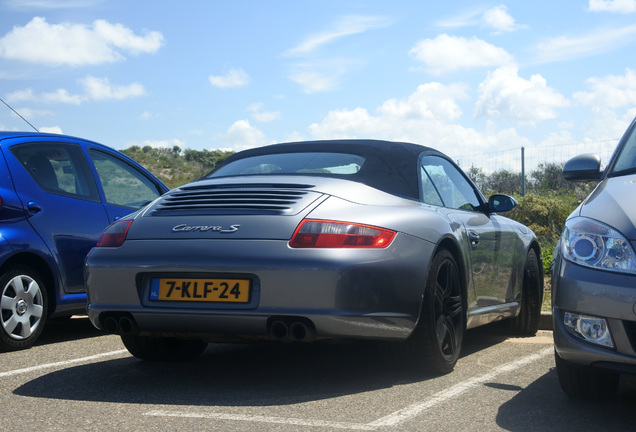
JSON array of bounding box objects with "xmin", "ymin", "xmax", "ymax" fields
[{"xmin": 0, "ymin": 266, "xmax": 48, "ymax": 351}]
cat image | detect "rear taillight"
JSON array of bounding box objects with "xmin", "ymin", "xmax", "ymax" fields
[
  {"xmin": 289, "ymin": 219, "xmax": 396, "ymax": 248},
  {"xmin": 96, "ymin": 220, "xmax": 133, "ymax": 248}
]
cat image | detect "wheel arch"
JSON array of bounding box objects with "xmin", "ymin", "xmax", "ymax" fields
[
  {"xmin": 0, "ymin": 252, "xmax": 57, "ymax": 315},
  {"xmin": 431, "ymin": 236, "xmax": 469, "ymax": 314}
]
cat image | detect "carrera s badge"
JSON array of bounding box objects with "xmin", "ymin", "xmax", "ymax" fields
[{"xmin": 172, "ymin": 224, "xmax": 240, "ymax": 233}]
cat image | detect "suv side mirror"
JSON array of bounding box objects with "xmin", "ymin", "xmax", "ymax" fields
[
  {"xmin": 488, "ymin": 194, "xmax": 517, "ymax": 213},
  {"xmin": 563, "ymin": 154, "xmax": 602, "ymax": 181}
]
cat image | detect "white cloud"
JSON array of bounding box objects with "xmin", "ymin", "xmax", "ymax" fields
[
  {"xmin": 409, "ymin": 34, "xmax": 514, "ymax": 75},
  {"xmin": 38, "ymin": 126, "xmax": 63, "ymax": 134},
  {"xmin": 4, "ymin": 89, "xmax": 36, "ymax": 103},
  {"xmin": 534, "ymin": 24, "xmax": 636, "ymax": 64},
  {"xmin": 578, "ymin": 107, "xmax": 630, "ymax": 144},
  {"xmin": 7, "ymin": 87, "xmax": 83, "ymax": 105},
  {"xmin": 573, "ymin": 68, "xmax": 636, "ymax": 107},
  {"xmin": 5, "ymin": 76, "xmax": 145, "ymax": 104},
  {"xmin": 286, "ymin": 15, "xmax": 391, "ymax": 56},
  {"xmin": 308, "ymin": 105, "xmax": 532, "ymax": 162},
  {"xmin": 92, "ymin": 20, "xmax": 163, "ymax": 55},
  {"xmin": 284, "ymin": 16, "xmax": 389, "ymax": 93},
  {"xmin": 589, "ymin": 0, "xmax": 636, "ymax": 13},
  {"xmin": 41, "ymin": 89, "xmax": 84, "ymax": 105},
  {"xmin": 434, "ymin": 10, "xmax": 482, "ymax": 28},
  {"xmin": 474, "ymin": 66, "xmax": 569, "ymax": 123},
  {"xmin": 0, "ymin": 17, "xmax": 163, "ymax": 66},
  {"xmin": 80, "ymin": 76, "xmax": 145, "ymax": 100},
  {"xmin": 247, "ymin": 103, "xmax": 281, "ymax": 123},
  {"xmin": 225, "ymin": 120, "xmax": 268, "ymax": 150},
  {"xmin": 289, "ymin": 58, "xmax": 357, "ymax": 93},
  {"xmin": 482, "ymin": 5, "xmax": 525, "ymax": 33},
  {"xmin": 305, "ymin": 82, "xmax": 532, "ymax": 159},
  {"xmin": 307, "ymin": 82, "xmax": 470, "ymax": 139},
  {"xmin": 209, "ymin": 69, "xmax": 249, "ymax": 88},
  {"xmin": 378, "ymin": 82, "xmax": 468, "ymax": 121},
  {"xmin": 14, "ymin": 107, "xmax": 54, "ymax": 120}
]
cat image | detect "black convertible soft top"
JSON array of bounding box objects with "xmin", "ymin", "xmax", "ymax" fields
[{"xmin": 209, "ymin": 139, "xmax": 441, "ymax": 200}]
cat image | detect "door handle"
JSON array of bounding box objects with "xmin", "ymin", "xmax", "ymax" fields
[
  {"xmin": 468, "ymin": 230, "xmax": 480, "ymax": 247},
  {"xmin": 27, "ymin": 201, "xmax": 42, "ymax": 214}
]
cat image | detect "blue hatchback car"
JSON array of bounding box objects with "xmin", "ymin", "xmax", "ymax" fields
[{"xmin": 0, "ymin": 131, "xmax": 168, "ymax": 350}]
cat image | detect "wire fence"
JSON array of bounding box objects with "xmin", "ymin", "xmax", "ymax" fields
[{"xmin": 453, "ymin": 139, "xmax": 619, "ymax": 175}]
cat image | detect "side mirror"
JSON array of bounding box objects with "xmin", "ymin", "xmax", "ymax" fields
[
  {"xmin": 563, "ymin": 154, "xmax": 602, "ymax": 181},
  {"xmin": 488, "ymin": 194, "xmax": 517, "ymax": 213}
]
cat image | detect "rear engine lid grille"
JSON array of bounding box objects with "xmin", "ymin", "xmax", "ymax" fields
[{"xmin": 151, "ymin": 183, "xmax": 321, "ymax": 215}]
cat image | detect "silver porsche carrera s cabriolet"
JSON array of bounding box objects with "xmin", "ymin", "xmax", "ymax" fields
[{"xmin": 85, "ymin": 140, "xmax": 542, "ymax": 375}]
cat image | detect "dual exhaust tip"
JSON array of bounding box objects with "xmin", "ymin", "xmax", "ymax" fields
[
  {"xmin": 269, "ymin": 318, "xmax": 316, "ymax": 342},
  {"xmin": 102, "ymin": 313, "xmax": 138, "ymax": 335}
]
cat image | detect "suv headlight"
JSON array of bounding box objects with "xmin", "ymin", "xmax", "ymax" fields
[{"xmin": 561, "ymin": 217, "xmax": 636, "ymax": 274}]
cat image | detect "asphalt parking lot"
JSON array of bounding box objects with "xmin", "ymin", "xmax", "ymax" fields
[{"xmin": 1, "ymin": 317, "xmax": 635, "ymax": 432}]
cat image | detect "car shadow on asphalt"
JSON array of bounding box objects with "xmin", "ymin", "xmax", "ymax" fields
[
  {"xmin": 495, "ymin": 367, "xmax": 636, "ymax": 431},
  {"xmin": 34, "ymin": 316, "xmax": 104, "ymax": 347},
  {"xmin": 15, "ymin": 323, "xmax": 519, "ymax": 407}
]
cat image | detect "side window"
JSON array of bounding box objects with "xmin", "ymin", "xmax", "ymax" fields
[
  {"xmin": 11, "ymin": 142, "xmax": 100, "ymax": 202},
  {"xmin": 89, "ymin": 149, "xmax": 162, "ymax": 209},
  {"xmin": 421, "ymin": 156, "xmax": 481, "ymax": 211},
  {"xmin": 419, "ymin": 166, "xmax": 444, "ymax": 206}
]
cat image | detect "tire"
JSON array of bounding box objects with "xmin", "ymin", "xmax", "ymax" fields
[
  {"xmin": 403, "ymin": 249, "xmax": 465, "ymax": 375},
  {"xmin": 121, "ymin": 334, "xmax": 208, "ymax": 361},
  {"xmin": 509, "ymin": 249, "xmax": 543, "ymax": 335},
  {"xmin": 554, "ymin": 351, "xmax": 619, "ymax": 400},
  {"xmin": 0, "ymin": 266, "xmax": 48, "ymax": 351}
]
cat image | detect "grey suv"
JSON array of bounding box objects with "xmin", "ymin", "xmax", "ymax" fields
[{"xmin": 553, "ymin": 117, "xmax": 636, "ymax": 399}]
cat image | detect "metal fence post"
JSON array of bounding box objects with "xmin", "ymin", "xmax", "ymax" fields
[{"xmin": 521, "ymin": 146, "xmax": 525, "ymax": 197}]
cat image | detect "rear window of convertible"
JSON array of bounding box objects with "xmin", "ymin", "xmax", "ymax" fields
[{"xmin": 208, "ymin": 152, "xmax": 365, "ymax": 177}]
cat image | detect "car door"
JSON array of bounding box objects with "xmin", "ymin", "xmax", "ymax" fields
[
  {"xmin": 86, "ymin": 147, "xmax": 167, "ymax": 223},
  {"xmin": 5, "ymin": 137, "xmax": 111, "ymax": 294},
  {"xmin": 420, "ymin": 155, "xmax": 517, "ymax": 309}
]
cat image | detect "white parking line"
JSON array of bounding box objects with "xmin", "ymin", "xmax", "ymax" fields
[
  {"xmin": 368, "ymin": 346, "xmax": 552, "ymax": 428},
  {"xmin": 145, "ymin": 411, "xmax": 372, "ymax": 430},
  {"xmin": 0, "ymin": 349, "xmax": 129, "ymax": 378},
  {"xmin": 146, "ymin": 346, "xmax": 553, "ymax": 430}
]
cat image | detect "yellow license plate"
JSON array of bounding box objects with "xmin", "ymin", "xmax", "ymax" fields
[{"xmin": 150, "ymin": 278, "xmax": 250, "ymax": 303}]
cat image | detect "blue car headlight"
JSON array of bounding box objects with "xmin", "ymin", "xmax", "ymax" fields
[{"xmin": 561, "ymin": 217, "xmax": 636, "ymax": 274}]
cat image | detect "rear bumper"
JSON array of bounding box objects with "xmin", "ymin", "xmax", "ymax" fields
[{"xmin": 85, "ymin": 235, "xmax": 434, "ymax": 342}]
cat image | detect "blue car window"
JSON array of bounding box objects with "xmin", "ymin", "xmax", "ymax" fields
[
  {"xmin": 88, "ymin": 149, "xmax": 162, "ymax": 209},
  {"xmin": 11, "ymin": 142, "xmax": 100, "ymax": 202}
]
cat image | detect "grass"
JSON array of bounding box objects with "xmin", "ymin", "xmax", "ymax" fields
[{"xmin": 542, "ymin": 280, "xmax": 552, "ymax": 313}]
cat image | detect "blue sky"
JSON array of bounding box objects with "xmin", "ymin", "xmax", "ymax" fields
[{"xmin": 1, "ymin": 0, "xmax": 636, "ymax": 169}]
